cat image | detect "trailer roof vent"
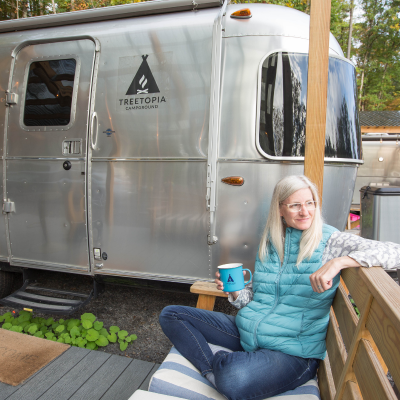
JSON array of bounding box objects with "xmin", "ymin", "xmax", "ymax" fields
[{"xmin": 230, "ymin": 8, "xmax": 252, "ymax": 19}]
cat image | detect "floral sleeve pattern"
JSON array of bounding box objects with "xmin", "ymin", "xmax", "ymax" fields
[
  {"xmin": 228, "ymin": 284, "xmax": 254, "ymax": 309},
  {"xmin": 323, "ymin": 231, "xmax": 400, "ymax": 269},
  {"xmin": 228, "ymin": 231, "xmax": 400, "ymax": 309}
]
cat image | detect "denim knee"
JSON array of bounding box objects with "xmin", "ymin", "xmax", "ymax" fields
[
  {"xmin": 212, "ymin": 351, "xmax": 250, "ymax": 398},
  {"xmin": 159, "ymin": 305, "xmax": 177, "ymax": 328}
]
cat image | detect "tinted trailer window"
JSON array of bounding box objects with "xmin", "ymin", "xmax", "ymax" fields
[
  {"xmin": 258, "ymin": 52, "xmax": 361, "ymax": 161},
  {"xmin": 24, "ymin": 59, "xmax": 77, "ymax": 126}
]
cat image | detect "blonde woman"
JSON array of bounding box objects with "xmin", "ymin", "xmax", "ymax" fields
[{"xmin": 159, "ymin": 175, "xmax": 400, "ymax": 400}]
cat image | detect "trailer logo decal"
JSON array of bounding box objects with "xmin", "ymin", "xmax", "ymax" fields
[
  {"xmin": 117, "ymin": 53, "xmax": 170, "ymax": 112},
  {"xmin": 126, "ymin": 55, "xmax": 160, "ymax": 95}
]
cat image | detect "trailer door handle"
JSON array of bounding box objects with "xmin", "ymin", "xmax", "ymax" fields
[{"xmin": 90, "ymin": 112, "xmax": 98, "ymax": 150}]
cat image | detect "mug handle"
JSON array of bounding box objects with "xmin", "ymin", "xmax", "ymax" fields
[{"xmin": 243, "ymin": 269, "xmax": 252, "ymax": 285}]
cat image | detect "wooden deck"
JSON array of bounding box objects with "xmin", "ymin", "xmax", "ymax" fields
[{"xmin": 0, "ymin": 346, "xmax": 160, "ymax": 400}]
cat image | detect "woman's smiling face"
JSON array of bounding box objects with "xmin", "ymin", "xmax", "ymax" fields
[{"xmin": 279, "ymin": 188, "xmax": 315, "ymax": 231}]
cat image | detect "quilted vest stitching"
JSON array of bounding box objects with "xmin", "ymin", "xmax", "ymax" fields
[{"xmin": 235, "ymin": 224, "xmax": 339, "ymax": 359}]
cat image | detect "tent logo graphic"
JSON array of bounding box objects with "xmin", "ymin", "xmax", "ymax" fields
[
  {"xmin": 126, "ymin": 55, "xmax": 160, "ymax": 95},
  {"xmin": 227, "ymin": 275, "xmax": 234, "ymax": 283}
]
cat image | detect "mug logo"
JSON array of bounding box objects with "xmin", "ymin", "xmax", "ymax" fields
[
  {"xmin": 126, "ymin": 55, "xmax": 160, "ymax": 95},
  {"xmin": 227, "ymin": 274, "xmax": 234, "ymax": 283}
]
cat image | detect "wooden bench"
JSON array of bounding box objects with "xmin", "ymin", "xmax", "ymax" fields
[{"xmin": 190, "ymin": 267, "xmax": 400, "ymax": 400}]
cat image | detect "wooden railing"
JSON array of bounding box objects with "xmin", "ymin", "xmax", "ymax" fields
[{"xmin": 318, "ymin": 267, "xmax": 400, "ymax": 400}]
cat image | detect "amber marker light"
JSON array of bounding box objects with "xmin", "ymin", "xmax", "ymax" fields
[
  {"xmin": 221, "ymin": 176, "xmax": 244, "ymax": 186},
  {"xmin": 230, "ymin": 8, "xmax": 252, "ymax": 19}
]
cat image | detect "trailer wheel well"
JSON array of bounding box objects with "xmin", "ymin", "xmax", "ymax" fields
[{"xmin": 0, "ymin": 270, "xmax": 15, "ymax": 299}]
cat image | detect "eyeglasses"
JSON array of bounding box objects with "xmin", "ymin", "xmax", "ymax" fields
[{"xmin": 280, "ymin": 200, "xmax": 317, "ymax": 213}]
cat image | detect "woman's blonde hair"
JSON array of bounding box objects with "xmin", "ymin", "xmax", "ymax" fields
[{"xmin": 258, "ymin": 175, "xmax": 323, "ymax": 265}]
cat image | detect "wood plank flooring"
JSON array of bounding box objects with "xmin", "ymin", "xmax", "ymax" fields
[{"xmin": 0, "ymin": 347, "xmax": 159, "ymax": 400}]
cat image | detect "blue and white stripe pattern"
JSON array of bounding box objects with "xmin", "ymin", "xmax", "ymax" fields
[{"xmin": 148, "ymin": 347, "xmax": 321, "ymax": 400}]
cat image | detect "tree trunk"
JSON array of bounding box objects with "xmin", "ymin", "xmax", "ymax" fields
[
  {"xmin": 358, "ymin": 46, "xmax": 372, "ymax": 110},
  {"xmin": 358, "ymin": 68, "xmax": 365, "ymax": 110},
  {"xmin": 51, "ymin": 0, "xmax": 56, "ymax": 13},
  {"xmin": 347, "ymin": 0, "xmax": 354, "ymax": 59},
  {"xmin": 32, "ymin": 0, "xmax": 37, "ymax": 16},
  {"xmin": 22, "ymin": 0, "xmax": 28, "ymax": 18},
  {"xmin": 378, "ymin": 64, "xmax": 389, "ymax": 100},
  {"xmin": 10, "ymin": 0, "xmax": 16, "ymax": 18}
]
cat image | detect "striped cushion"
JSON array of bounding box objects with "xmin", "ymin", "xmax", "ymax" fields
[{"xmin": 148, "ymin": 347, "xmax": 321, "ymax": 400}]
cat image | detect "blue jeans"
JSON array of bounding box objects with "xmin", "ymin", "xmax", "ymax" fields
[{"xmin": 159, "ymin": 305, "xmax": 319, "ymax": 400}]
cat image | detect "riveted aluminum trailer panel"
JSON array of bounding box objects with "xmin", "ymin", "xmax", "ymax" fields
[{"xmin": 0, "ymin": 1, "xmax": 362, "ymax": 285}]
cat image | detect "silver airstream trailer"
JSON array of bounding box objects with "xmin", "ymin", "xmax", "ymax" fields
[
  {"xmin": 352, "ymin": 134, "xmax": 400, "ymax": 205},
  {"xmin": 0, "ymin": 0, "xmax": 362, "ymax": 312}
]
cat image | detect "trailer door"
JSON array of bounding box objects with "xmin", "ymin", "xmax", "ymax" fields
[{"xmin": 5, "ymin": 39, "xmax": 96, "ymax": 272}]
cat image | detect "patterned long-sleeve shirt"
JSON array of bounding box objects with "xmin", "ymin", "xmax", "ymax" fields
[{"xmin": 229, "ymin": 231, "xmax": 400, "ymax": 309}]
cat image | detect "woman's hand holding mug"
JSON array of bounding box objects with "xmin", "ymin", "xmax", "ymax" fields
[
  {"xmin": 215, "ymin": 271, "xmax": 242, "ymax": 300},
  {"xmin": 215, "ymin": 263, "xmax": 252, "ymax": 301}
]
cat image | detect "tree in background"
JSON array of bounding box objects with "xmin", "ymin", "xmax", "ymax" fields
[
  {"xmin": 0, "ymin": 0, "xmax": 398, "ymax": 110},
  {"xmin": 352, "ymin": 0, "xmax": 400, "ymax": 110},
  {"xmin": 1, "ymin": 0, "xmax": 56, "ymax": 18},
  {"xmin": 0, "ymin": 0, "xmax": 147, "ymax": 17}
]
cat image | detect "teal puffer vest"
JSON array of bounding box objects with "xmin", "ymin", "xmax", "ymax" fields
[{"xmin": 235, "ymin": 224, "xmax": 339, "ymax": 360}]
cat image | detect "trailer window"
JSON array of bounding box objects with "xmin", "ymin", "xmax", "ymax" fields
[
  {"xmin": 258, "ymin": 52, "xmax": 361, "ymax": 160},
  {"xmin": 23, "ymin": 59, "xmax": 76, "ymax": 126}
]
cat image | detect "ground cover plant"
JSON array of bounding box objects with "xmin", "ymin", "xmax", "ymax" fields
[{"xmin": 0, "ymin": 310, "xmax": 137, "ymax": 351}]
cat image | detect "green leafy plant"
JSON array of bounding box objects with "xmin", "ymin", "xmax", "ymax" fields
[
  {"xmin": 0, "ymin": 311, "xmax": 137, "ymax": 352},
  {"xmin": 349, "ymin": 298, "xmax": 360, "ymax": 317}
]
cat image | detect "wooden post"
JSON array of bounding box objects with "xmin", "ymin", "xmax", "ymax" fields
[{"xmin": 304, "ymin": 0, "xmax": 332, "ymax": 202}]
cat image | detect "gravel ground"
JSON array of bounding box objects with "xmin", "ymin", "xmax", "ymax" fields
[
  {"xmin": 0, "ymin": 271, "xmax": 237, "ymax": 365},
  {"xmin": 1, "ymin": 270, "xmax": 400, "ymax": 397}
]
